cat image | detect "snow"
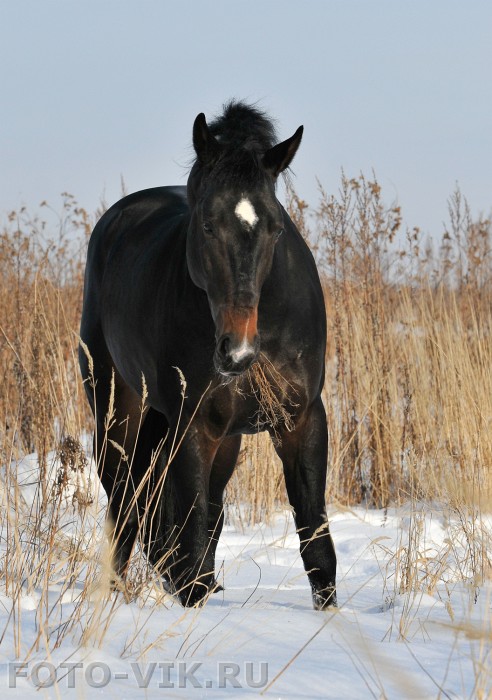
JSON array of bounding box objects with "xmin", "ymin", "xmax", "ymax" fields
[{"xmin": 0, "ymin": 450, "xmax": 490, "ymax": 698}]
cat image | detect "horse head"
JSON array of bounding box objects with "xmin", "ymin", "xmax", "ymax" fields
[{"xmin": 186, "ymin": 108, "xmax": 303, "ymax": 376}]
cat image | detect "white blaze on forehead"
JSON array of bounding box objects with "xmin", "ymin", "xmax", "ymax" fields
[{"xmin": 235, "ymin": 198, "xmax": 258, "ymax": 228}]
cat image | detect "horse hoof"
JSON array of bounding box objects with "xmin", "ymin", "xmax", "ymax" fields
[
  {"xmin": 109, "ymin": 574, "xmax": 137, "ymax": 603},
  {"xmin": 312, "ymin": 585, "xmax": 337, "ymax": 610},
  {"xmin": 179, "ymin": 582, "xmax": 210, "ymax": 608},
  {"xmin": 177, "ymin": 574, "xmax": 225, "ymax": 607},
  {"xmin": 109, "ymin": 572, "xmax": 125, "ymax": 591},
  {"xmin": 162, "ymin": 575, "xmax": 221, "ymax": 604}
]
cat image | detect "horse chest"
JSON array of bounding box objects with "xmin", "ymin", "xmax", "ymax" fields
[{"xmin": 197, "ymin": 358, "xmax": 303, "ymax": 439}]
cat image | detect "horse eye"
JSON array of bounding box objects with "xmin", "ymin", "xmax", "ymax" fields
[
  {"xmin": 276, "ymin": 228, "xmax": 285, "ymax": 240},
  {"xmin": 203, "ymin": 222, "xmax": 214, "ymax": 235}
]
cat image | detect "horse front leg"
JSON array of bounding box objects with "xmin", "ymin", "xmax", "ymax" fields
[
  {"xmin": 274, "ymin": 396, "xmax": 337, "ymax": 609},
  {"xmin": 166, "ymin": 426, "xmax": 219, "ymax": 607}
]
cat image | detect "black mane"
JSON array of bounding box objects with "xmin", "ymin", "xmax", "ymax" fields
[
  {"xmin": 193, "ymin": 101, "xmax": 278, "ymax": 188},
  {"xmin": 208, "ymin": 100, "xmax": 277, "ymax": 153}
]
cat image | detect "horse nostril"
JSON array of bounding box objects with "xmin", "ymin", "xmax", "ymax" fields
[
  {"xmin": 218, "ymin": 335, "xmax": 231, "ymax": 359},
  {"xmin": 215, "ymin": 333, "xmax": 259, "ymax": 375}
]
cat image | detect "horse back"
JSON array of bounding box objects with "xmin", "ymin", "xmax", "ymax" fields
[
  {"xmin": 80, "ymin": 186, "xmax": 190, "ymax": 390},
  {"xmin": 85, "ymin": 186, "xmax": 188, "ymax": 270}
]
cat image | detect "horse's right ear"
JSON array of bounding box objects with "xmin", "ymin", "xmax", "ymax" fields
[{"xmin": 193, "ymin": 113, "xmax": 221, "ymax": 166}]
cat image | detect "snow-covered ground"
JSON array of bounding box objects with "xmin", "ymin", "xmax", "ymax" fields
[{"xmin": 0, "ymin": 450, "xmax": 490, "ymax": 698}]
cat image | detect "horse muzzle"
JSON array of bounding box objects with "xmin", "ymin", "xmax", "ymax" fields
[{"xmin": 213, "ymin": 306, "xmax": 259, "ymax": 376}]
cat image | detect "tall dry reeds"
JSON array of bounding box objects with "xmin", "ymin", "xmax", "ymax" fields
[
  {"xmin": 1, "ymin": 179, "xmax": 491, "ymax": 516},
  {"xmin": 0, "ymin": 177, "xmax": 490, "ymax": 653},
  {"xmin": 285, "ymin": 174, "xmax": 492, "ymax": 515}
]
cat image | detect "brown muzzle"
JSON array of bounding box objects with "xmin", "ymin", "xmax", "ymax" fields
[{"xmin": 213, "ymin": 306, "xmax": 259, "ymax": 375}]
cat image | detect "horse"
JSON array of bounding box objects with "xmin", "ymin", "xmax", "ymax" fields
[{"xmin": 79, "ymin": 101, "xmax": 337, "ymax": 609}]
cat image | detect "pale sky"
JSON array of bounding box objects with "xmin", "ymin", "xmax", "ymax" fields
[{"xmin": 1, "ymin": 0, "xmax": 491, "ymax": 239}]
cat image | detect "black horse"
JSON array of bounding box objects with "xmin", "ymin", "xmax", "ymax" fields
[{"xmin": 79, "ymin": 101, "xmax": 336, "ymax": 609}]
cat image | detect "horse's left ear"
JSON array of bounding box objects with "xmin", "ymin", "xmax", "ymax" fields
[
  {"xmin": 263, "ymin": 125, "xmax": 304, "ymax": 178},
  {"xmin": 193, "ymin": 112, "xmax": 221, "ymax": 166}
]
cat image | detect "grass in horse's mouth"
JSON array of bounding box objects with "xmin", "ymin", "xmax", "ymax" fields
[{"xmin": 232, "ymin": 355, "xmax": 299, "ymax": 442}]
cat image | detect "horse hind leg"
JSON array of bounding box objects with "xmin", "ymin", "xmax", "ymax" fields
[
  {"xmin": 133, "ymin": 407, "xmax": 171, "ymax": 574},
  {"xmin": 206, "ymin": 435, "xmax": 242, "ymax": 591},
  {"xmin": 91, "ymin": 370, "xmax": 151, "ymax": 581}
]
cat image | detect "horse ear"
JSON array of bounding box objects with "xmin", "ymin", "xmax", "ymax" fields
[
  {"xmin": 263, "ymin": 125, "xmax": 304, "ymax": 178},
  {"xmin": 193, "ymin": 112, "xmax": 221, "ymax": 166}
]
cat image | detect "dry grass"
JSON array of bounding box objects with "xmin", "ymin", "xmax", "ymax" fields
[
  {"xmin": 0, "ymin": 176, "xmax": 491, "ymax": 673},
  {"xmin": 293, "ymin": 175, "xmax": 492, "ymax": 513}
]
